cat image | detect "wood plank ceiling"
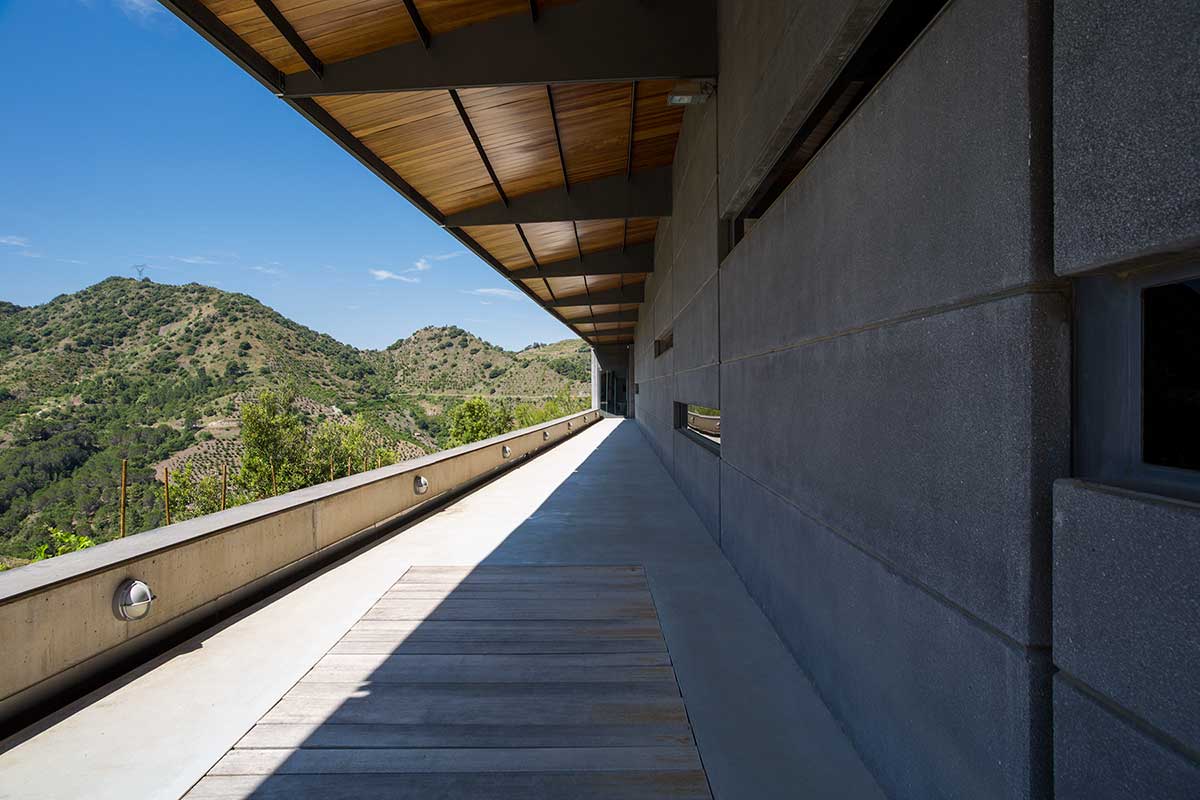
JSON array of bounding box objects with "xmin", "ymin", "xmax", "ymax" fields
[{"xmin": 163, "ymin": 0, "xmax": 702, "ymax": 346}]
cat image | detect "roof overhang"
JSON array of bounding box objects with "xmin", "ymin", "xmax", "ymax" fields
[{"xmin": 158, "ymin": 0, "xmax": 717, "ymax": 345}]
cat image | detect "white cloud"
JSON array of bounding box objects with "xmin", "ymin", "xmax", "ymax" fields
[
  {"xmin": 17, "ymin": 251, "xmax": 44, "ymax": 259},
  {"xmin": 412, "ymin": 258, "xmax": 432, "ymax": 272},
  {"xmin": 0, "ymin": 236, "xmax": 30, "ymax": 247},
  {"xmin": 115, "ymin": 0, "xmax": 163, "ymax": 19},
  {"xmin": 432, "ymin": 251, "xmax": 465, "ymax": 261},
  {"xmin": 370, "ymin": 269, "xmax": 419, "ymax": 283},
  {"xmin": 171, "ymin": 255, "xmax": 219, "ymax": 265},
  {"xmin": 465, "ymin": 288, "xmax": 523, "ymax": 300},
  {"xmin": 57, "ymin": 258, "xmax": 88, "ymax": 265},
  {"xmin": 250, "ymin": 265, "xmax": 282, "ymax": 276}
]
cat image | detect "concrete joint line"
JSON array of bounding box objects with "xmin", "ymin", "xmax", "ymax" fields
[
  {"xmin": 1056, "ymin": 672, "xmax": 1200, "ymax": 766},
  {"xmin": 721, "ymin": 460, "xmax": 1042, "ymax": 654},
  {"xmin": 721, "ymin": 279, "xmax": 1071, "ymax": 366}
]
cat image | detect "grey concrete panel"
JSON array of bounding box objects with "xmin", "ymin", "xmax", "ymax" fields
[
  {"xmin": 672, "ymin": 187, "xmax": 720, "ymax": 317},
  {"xmin": 721, "ymin": 0, "xmax": 1050, "ymax": 363},
  {"xmin": 1053, "ymin": 0, "xmax": 1200, "ymax": 275},
  {"xmin": 717, "ymin": 0, "xmax": 891, "ymax": 215},
  {"xmin": 651, "ymin": 278, "xmax": 675, "ymax": 379},
  {"xmin": 674, "ymin": 364, "xmax": 719, "ymax": 413},
  {"xmin": 721, "ymin": 293, "xmax": 1070, "ymax": 645},
  {"xmin": 652, "ymin": 217, "xmax": 672, "ymax": 281},
  {"xmin": 672, "ymin": 103, "xmax": 718, "ymax": 261},
  {"xmin": 673, "ymin": 432, "xmax": 720, "ymax": 542},
  {"xmin": 721, "ymin": 464, "xmax": 1051, "ymax": 800},
  {"xmin": 672, "ymin": 276, "xmax": 719, "ymax": 373},
  {"xmin": 1054, "ymin": 676, "xmax": 1200, "ymax": 800},
  {"xmin": 1053, "ymin": 480, "xmax": 1200, "ymax": 750}
]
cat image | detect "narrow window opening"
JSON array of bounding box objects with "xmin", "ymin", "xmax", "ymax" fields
[
  {"xmin": 675, "ymin": 402, "xmax": 720, "ymax": 454},
  {"xmin": 730, "ymin": 0, "xmax": 951, "ymax": 246},
  {"xmin": 654, "ymin": 329, "xmax": 674, "ymax": 357},
  {"xmin": 1143, "ymin": 278, "xmax": 1200, "ymax": 471}
]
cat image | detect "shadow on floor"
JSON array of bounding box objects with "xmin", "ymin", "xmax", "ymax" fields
[{"xmin": 188, "ymin": 420, "xmax": 716, "ymax": 799}]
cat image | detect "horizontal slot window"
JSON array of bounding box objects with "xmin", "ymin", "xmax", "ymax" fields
[
  {"xmin": 675, "ymin": 402, "xmax": 720, "ymax": 453},
  {"xmin": 654, "ymin": 329, "xmax": 674, "ymax": 357}
]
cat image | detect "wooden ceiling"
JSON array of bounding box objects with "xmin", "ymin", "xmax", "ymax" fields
[{"xmin": 163, "ymin": 0, "xmax": 716, "ymax": 345}]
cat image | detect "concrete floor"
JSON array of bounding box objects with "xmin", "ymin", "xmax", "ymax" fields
[{"xmin": 0, "ymin": 419, "xmax": 883, "ymax": 800}]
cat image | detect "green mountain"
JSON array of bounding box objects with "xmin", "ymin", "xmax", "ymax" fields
[{"xmin": 0, "ymin": 277, "xmax": 589, "ymax": 560}]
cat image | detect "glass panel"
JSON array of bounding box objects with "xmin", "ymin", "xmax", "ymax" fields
[
  {"xmin": 1143, "ymin": 279, "xmax": 1200, "ymax": 470},
  {"xmin": 685, "ymin": 404, "xmax": 720, "ymax": 447}
]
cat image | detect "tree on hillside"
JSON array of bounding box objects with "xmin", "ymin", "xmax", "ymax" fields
[
  {"xmin": 238, "ymin": 388, "xmax": 306, "ymax": 498},
  {"xmin": 159, "ymin": 461, "xmax": 223, "ymax": 522},
  {"xmin": 513, "ymin": 387, "xmax": 586, "ymax": 429},
  {"xmin": 306, "ymin": 414, "xmax": 393, "ymax": 481},
  {"xmin": 447, "ymin": 397, "xmax": 510, "ymax": 447}
]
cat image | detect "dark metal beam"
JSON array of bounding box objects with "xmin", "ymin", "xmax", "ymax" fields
[
  {"xmin": 251, "ymin": 0, "xmax": 323, "ymax": 77},
  {"xmin": 579, "ymin": 323, "xmax": 636, "ymax": 334},
  {"xmin": 401, "ymin": 0, "xmax": 431, "ymax": 49},
  {"xmin": 449, "ymin": 89, "xmax": 509, "ymax": 206},
  {"xmin": 625, "ymin": 80, "xmax": 638, "ymax": 180},
  {"xmin": 546, "ymin": 285, "xmax": 644, "ymax": 307},
  {"xmin": 280, "ymin": 0, "xmax": 716, "ymax": 96},
  {"xmin": 568, "ymin": 310, "xmax": 638, "ymax": 325},
  {"xmin": 509, "ymin": 243, "xmax": 652, "ymax": 279},
  {"xmin": 443, "ymin": 167, "xmax": 670, "ymax": 226},
  {"xmin": 546, "ymin": 86, "xmax": 570, "ymax": 190},
  {"xmin": 158, "ymin": 0, "xmax": 283, "ymax": 91},
  {"xmin": 529, "ymin": 0, "xmax": 539, "ymax": 22}
]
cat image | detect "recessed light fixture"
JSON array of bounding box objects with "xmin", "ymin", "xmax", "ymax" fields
[{"xmin": 667, "ymin": 80, "xmax": 715, "ymax": 105}]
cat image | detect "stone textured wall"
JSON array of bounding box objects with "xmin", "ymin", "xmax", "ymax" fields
[
  {"xmin": 1050, "ymin": 1, "xmax": 1200, "ymax": 796},
  {"xmin": 636, "ymin": 0, "xmax": 1073, "ymax": 797}
]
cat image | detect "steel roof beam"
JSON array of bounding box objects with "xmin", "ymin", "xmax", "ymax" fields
[
  {"xmin": 508, "ymin": 243, "xmax": 653, "ymax": 279},
  {"xmin": 564, "ymin": 310, "xmax": 639, "ymax": 325},
  {"xmin": 280, "ymin": 0, "xmax": 716, "ymax": 97},
  {"xmin": 546, "ymin": 284, "xmax": 645, "ymax": 307},
  {"xmin": 443, "ymin": 168, "xmax": 670, "ymax": 226}
]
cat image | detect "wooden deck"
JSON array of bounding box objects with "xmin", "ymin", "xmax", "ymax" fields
[{"xmin": 185, "ymin": 565, "xmax": 713, "ymax": 799}]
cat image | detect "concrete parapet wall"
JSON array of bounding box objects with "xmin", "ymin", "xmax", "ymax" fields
[{"xmin": 0, "ymin": 411, "xmax": 600, "ymax": 725}]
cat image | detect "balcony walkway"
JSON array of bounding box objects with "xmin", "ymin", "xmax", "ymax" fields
[{"xmin": 0, "ymin": 419, "xmax": 883, "ymax": 800}]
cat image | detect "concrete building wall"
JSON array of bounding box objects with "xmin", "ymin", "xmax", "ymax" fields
[
  {"xmin": 635, "ymin": 0, "xmax": 1084, "ymax": 797},
  {"xmin": 1050, "ymin": 1, "xmax": 1200, "ymax": 796}
]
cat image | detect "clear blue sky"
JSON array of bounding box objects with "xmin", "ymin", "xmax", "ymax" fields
[{"xmin": 0, "ymin": 0, "xmax": 578, "ymax": 351}]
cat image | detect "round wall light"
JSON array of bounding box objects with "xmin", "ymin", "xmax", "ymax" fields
[
  {"xmin": 413, "ymin": 475, "xmax": 430, "ymax": 495},
  {"xmin": 114, "ymin": 579, "xmax": 155, "ymax": 622}
]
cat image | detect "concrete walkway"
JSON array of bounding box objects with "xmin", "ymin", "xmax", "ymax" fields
[{"xmin": 0, "ymin": 420, "xmax": 883, "ymax": 800}]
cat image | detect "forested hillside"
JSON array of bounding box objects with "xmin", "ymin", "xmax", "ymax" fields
[{"xmin": 0, "ymin": 277, "xmax": 589, "ymax": 563}]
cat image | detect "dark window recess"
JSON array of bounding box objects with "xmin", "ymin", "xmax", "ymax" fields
[
  {"xmin": 654, "ymin": 330, "xmax": 674, "ymax": 357},
  {"xmin": 1143, "ymin": 279, "xmax": 1200, "ymax": 470},
  {"xmin": 729, "ymin": 0, "xmax": 950, "ymax": 244},
  {"xmin": 674, "ymin": 402, "xmax": 720, "ymax": 453}
]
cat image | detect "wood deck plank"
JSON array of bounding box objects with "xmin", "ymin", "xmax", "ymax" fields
[
  {"xmin": 210, "ymin": 745, "xmax": 703, "ymax": 774},
  {"xmin": 362, "ymin": 597, "xmax": 656, "ymax": 620},
  {"xmin": 236, "ymin": 722, "xmax": 695, "ymax": 749},
  {"xmin": 302, "ymin": 652, "xmax": 672, "ymax": 683},
  {"xmin": 187, "ymin": 772, "xmax": 713, "ymax": 799},
  {"xmin": 329, "ymin": 638, "xmax": 669, "ymax": 654},
  {"xmin": 185, "ymin": 565, "xmax": 711, "ymax": 799}
]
